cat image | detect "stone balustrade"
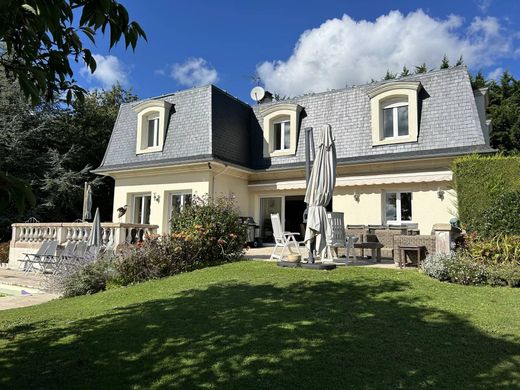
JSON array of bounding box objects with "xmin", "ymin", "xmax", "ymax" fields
[{"xmin": 8, "ymin": 222, "xmax": 158, "ymax": 268}]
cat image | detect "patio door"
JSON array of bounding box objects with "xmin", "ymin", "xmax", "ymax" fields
[{"xmin": 260, "ymin": 197, "xmax": 283, "ymax": 243}]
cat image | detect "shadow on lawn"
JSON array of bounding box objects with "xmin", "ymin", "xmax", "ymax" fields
[{"xmin": 0, "ymin": 277, "xmax": 519, "ymax": 389}]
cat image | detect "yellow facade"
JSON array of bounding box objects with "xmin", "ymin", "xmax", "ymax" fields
[{"xmin": 107, "ymin": 157, "xmax": 458, "ymax": 236}]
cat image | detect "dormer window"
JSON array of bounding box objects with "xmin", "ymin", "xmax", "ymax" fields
[
  {"xmin": 260, "ymin": 103, "xmax": 303, "ymax": 157},
  {"xmin": 368, "ymin": 81, "xmax": 421, "ymax": 146},
  {"xmin": 132, "ymin": 99, "xmax": 172, "ymax": 154}
]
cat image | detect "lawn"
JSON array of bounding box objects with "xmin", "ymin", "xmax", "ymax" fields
[{"xmin": 0, "ymin": 262, "xmax": 519, "ymax": 389}]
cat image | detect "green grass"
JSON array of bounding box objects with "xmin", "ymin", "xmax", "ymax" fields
[{"xmin": 1, "ymin": 262, "xmax": 519, "ymax": 389}]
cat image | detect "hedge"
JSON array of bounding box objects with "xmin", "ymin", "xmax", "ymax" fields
[{"xmin": 452, "ymin": 154, "xmax": 520, "ymax": 235}]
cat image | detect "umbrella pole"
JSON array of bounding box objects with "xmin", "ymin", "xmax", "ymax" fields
[{"xmin": 304, "ymin": 127, "xmax": 316, "ymax": 264}]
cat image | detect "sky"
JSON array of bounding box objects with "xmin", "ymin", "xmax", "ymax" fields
[{"xmin": 74, "ymin": 0, "xmax": 520, "ymax": 102}]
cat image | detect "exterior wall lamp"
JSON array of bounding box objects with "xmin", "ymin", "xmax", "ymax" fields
[
  {"xmin": 153, "ymin": 192, "xmax": 161, "ymax": 203},
  {"xmin": 437, "ymin": 187, "xmax": 445, "ymax": 200},
  {"xmin": 353, "ymin": 191, "xmax": 360, "ymax": 202}
]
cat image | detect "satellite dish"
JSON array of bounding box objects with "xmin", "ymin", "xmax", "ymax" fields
[{"xmin": 250, "ymin": 86, "xmax": 266, "ymax": 102}]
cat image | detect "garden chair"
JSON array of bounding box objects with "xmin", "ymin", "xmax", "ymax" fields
[
  {"xmin": 269, "ymin": 213, "xmax": 303, "ymax": 261},
  {"xmin": 21, "ymin": 241, "xmax": 59, "ymax": 274},
  {"xmin": 323, "ymin": 212, "xmax": 358, "ymax": 262},
  {"xmin": 19, "ymin": 241, "xmax": 51, "ymax": 273}
]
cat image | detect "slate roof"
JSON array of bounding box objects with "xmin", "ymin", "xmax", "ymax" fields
[{"xmin": 95, "ymin": 66, "xmax": 492, "ymax": 173}]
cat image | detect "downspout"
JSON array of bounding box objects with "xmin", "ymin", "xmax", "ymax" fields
[{"xmin": 211, "ymin": 163, "xmax": 229, "ymax": 198}]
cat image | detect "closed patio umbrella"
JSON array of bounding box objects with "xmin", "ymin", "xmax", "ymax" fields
[
  {"xmin": 304, "ymin": 124, "xmax": 337, "ymax": 261},
  {"xmin": 82, "ymin": 182, "xmax": 92, "ymax": 221},
  {"xmin": 87, "ymin": 208, "xmax": 102, "ymax": 249}
]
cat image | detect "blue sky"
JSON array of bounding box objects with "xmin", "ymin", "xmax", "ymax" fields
[{"xmin": 75, "ymin": 0, "xmax": 520, "ymax": 102}]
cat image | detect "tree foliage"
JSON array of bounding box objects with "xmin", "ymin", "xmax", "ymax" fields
[
  {"xmin": 0, "ymin": 69, "xmax": 137, "ymax": 240},
  {"xmin": 0, "ymin": 0, "xmax": 146, "ymax": 105}
]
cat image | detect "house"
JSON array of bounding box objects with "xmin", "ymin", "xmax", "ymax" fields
[{"xmin": 92, "ymin": 66, "xmax": 493, "ymax": 243}]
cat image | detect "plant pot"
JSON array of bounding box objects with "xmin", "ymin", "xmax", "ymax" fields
[{"xmin": 286, "ymin": 254, "xmax": 301, "ymax": 263}]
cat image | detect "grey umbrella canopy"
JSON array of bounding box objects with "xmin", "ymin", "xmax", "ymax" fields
[
  {"xmin": 304, "ymin": 124, "xmax": 337, "ymax": 257},
  {"xmin": 83, "ymin": 182, "xmax": 92, "ymax": 221},
  {"xmin": 87, "ymin": 208, "xmax": 102, "ymax": 249}
]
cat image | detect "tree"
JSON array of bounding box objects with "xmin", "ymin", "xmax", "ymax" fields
[
  {"xmin": 0, "ymin": 68, "xmax": 137, "ymax": 239},
  {"xmin": 455, "ymin": 55, "xmax": 464, "ymax": 66},
  {"xmin": 383, "ymin": 70, "xmax": 396, "ymax": 80},
  {"xmin": 415, "ymin": 63, "xmax": 428, "ymax": 74},
  {"xmin": 0, "ymin": 1, "xmax": 146, "ymax": 105},
  {"xmin": 471, "ymin": 71, "xmax": 487, "ymax": 89},
  {"xmin": 440, "ymin": 55, "xmax": 450, "ymax": 69},
  {"xmin": 0, "ymin": 172, "xmax": 35, "ymax": 213},
  {"xmin": 400, "ymin": 66, "xmax": 410, "ymax": 77}
]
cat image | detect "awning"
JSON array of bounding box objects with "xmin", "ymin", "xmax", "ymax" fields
[{"xmin": 248, "ymin": 170, "xmax": 452, "ymax": 191}]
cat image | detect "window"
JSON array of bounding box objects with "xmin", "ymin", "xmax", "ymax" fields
[
  {"xmin": 169, "ymin": 193, "xmax": 192, "ymax": 221},
  {"xmin": 384, "ymin": 191, "xmax": 412, "ymax": 224},
  {"xmin": 147, "ymin": 117, "xmax": 159, "ymax": 148},
  {"xmin": 260, "ymin": 103, "xmax": 303, "ymax": 157},
  {"xmin": 367, "ymin": 81, "xmax": 421, "ymax": 146},
  {"xmin": 133, "ymin": 194, "xmax": 151, "ymax": 224},
  {"xmin": 273, "ymin": 120, "xmax": 291, "ymax": 151},
  {"xmin": 382, "ymin": 100, "xmax": 409, "ymax": 138},
  {"xmin": 132, "ymin": 99, "xmax": 172, "ymax": 154}
]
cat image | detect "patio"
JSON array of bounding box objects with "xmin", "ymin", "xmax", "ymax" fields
[{"xmin": 0, "ymin": 269, "xmax": 57, "ymax": 310}]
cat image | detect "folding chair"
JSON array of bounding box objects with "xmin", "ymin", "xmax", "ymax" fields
[
  {"xmin": 269, "ymin": 213, "xmax": 303, "ymax": 261},
  {"xmin": 22, "ymin": 241, "xmax": 59, "ymax": 274},
  {"xmin": 19, "ymin": 241, "xmax": 51, "ymax": 273}
]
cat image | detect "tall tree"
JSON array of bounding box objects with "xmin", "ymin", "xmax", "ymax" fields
[
  {"xmin": 0, "ymin": 0, "xmax": 146, "ymax": 105},
  {"xmin": 0, "ymin": 69, "xmax": 137, "ymax": 239},
  {"xmin": 384, "ymin": 70, "xmax": 397, "ymax": 80},
  {"xmin": 400, "ymin": 66, "xmax": 410, "ymax": 77},
  {"xmin": 415, "ymin": 63, "xmax": 428, "ymax": 74},
  {"xmin": 440, "ymin": 55, "xmax": 450, "ymax": 69}
]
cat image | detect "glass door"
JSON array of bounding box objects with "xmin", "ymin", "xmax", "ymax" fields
[{"xmin": 260, "ymin": 197, "xmax": 283, "ymax": 243}]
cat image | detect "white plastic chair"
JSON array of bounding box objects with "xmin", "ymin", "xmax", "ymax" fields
[
  {"xmin": 269, "ymin": 213, "xmax": 303, "ymax": 261},
  {"xmin": 324, "ymin": 212, "xmax": 358, "ymax": 262}
]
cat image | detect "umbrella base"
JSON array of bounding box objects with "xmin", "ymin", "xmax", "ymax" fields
[{"xmin": 277, "ymin": 261, "xmax": 336, "ymax": 271}]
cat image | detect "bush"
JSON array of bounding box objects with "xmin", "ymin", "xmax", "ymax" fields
[
  {"xmin": 452, "ymin": 154, "xmax": 520, "ymax": 234},
  {"xmin": 114, "ymin": 235, "xmax": 200, "ymax": 286},
  {"xmin": 445, "ymin": 255, "xmax": 488, "ymax": 285},
  {"xmin": 463, "ymin": 233, "xmax": 520, "ymax": 265},
  {"xmin": 170, "ymin": 195, "xmax": 246, "ymax": 263},
  {"xmin": 0, "ymin": 241, "xmax": 9, "ymax": 263},
  {"xmin": 480, "ymin": 190, "xmax": 520, "ymax": 238},
  {"xmin": 486, "ymin": 262, "xmax": 520, "ymax": 287},
  {"xmin": 421, "ymin": 253, "xmax": 454, "ymax": 281},
  {"xmin": 59, "ymin": 257, "xmax": 114, "ymax": 298}
]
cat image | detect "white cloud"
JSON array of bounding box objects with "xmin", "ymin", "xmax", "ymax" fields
[
  {"xmin": 487, "ymin": 67, "xmax": 503, "ymax": 80},
  {"xmin": 257, "ymin": 10, "xmax": 515, "ymax": 96},
  {"xmin": 478, "ymin": 0, "xmax": 492, "ymax": 13},
  {"xmin": 169, "ymin": 57, "xmax": 218, "ymax": 87},
  {"xmin": 80, "ymin": 54, "xmax": 129, "ymax": 88}
]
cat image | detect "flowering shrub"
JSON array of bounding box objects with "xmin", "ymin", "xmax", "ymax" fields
[
  {"xmin": 422, "ymin": 234, "xmax": 520, "ymax": 287},
  {"xmin": 170, "ymin": 195, "xmax": 246, "ymax": 263},
  {"xmin": 114, "ymin": 234, "xmax": 201, "ymax": 286},
  {"xmin": 54, "ymin": 195, "xmax": 248, "ymax": 295},
  {"xmin": 421, "ymin": 253, "xmax": 454, "ymax": 281},
  {"xmin": 445, "ymin": 255, "xmax": 488, "ymax": 285}
]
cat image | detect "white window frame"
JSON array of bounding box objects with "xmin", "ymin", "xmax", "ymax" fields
[
  {"xmin": 382, "ymin": 99, "xmax": 409, "ymax": 139},
  {"xmin": 168, "ymin": 192, "xmax": 193, "ymax": 222},
  {"xmin": 147, "ymin": 116, "xmax": 160, "ymax": 148},
  {"xmin": 273, "ymin": 120, "xmax": 291, "ymax": 151},
  {"xmin": 384, "ymin": 191, "xmax": 413, "ymax": 225},
  {"xmin": 132, "ymin": 193, "xmax": 152, "ymax": 224}
]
